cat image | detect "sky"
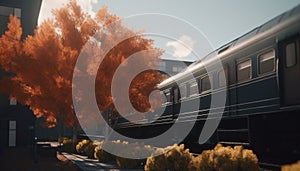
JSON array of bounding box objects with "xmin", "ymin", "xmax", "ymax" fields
[{"xmin": 38, "ymin": 0, "xmax": 300, "ymax": 61}]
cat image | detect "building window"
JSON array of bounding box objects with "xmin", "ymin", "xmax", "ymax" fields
[
  {"xmin": 189, "ymin": 79, "xmax": 198, "ymax": 96},
  {"xmin": 158, "ymin": 61, "xmax": 166, "ymax": 71},
  {"xmin": 10, "ymin": 95, "xmax": 17, "ymax": 105},
  {"xmin": 218, "ymin": 68, "xmax": 228, "ymax": 87},
  {"xmin": 8, "ymin": 120, "xmax": 16, "ymax": 147},
  {"xmin": 172, "ymin": 66, "xmax": 178, "ymax": 72},
  {"xmin": 258, "ymin": 50, "xmax": 275, "ymax": 75},
  {"xmin": 0, "ymin": 6, "xmax": 21, "ymax": 18},
  {"xmin": 0, "ymin": 6, "xmax": 14, "ymax": 16},
  {"xmin": 179, "ymin": 67, "xmax": 184, "ymax": 72},
  {"xmin": 237, "ymin": 59, "xmax": 251, "ymax": 82},
  {"xmin": 201, "ymin": 75, "xmax": 211, "ymax": 92},
  {"xmin": 0, "ymin": 6, "xmax": 22, "ymax": 35},
  {"xmin": 172, "ymin": 66, "xmax": 184, "ymax": 73},
  {"xmin": 285, "ymin": 42, "xmax": 297, "ymax": 68},
  {"xmin": 14, "ymin": 8, "xmax": 21, "ymax": 18},
  {"xmin": 0, "ymin": 15, "xmax": 10, "ymax": 34}
]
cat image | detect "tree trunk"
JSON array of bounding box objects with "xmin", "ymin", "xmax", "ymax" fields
[
  {"xmin": 56, "ymin": 114, "xmax": 63, "ymax": 153},
  {"xmin": 57, "ymin": 115, "xmax": 62, "ymax": 145},
  {"xmin": 72, "ymin": 125, "xmax": 78, "ymax": 144}
]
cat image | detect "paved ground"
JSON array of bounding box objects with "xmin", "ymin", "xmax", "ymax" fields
[
  {"xmin": 62, "ymin": 152, "xmax": 144, "ymax": 171},
  {"xmin": 0, "ymin": 144, "xmax": 144, "ymax": 171},
  {"xmin": 0, "ymin": 147, "xmax": 81, "ymax": 171},
  {"xmin": 0, "ymin": 146, "xmax": 278, "ymax": 171}
]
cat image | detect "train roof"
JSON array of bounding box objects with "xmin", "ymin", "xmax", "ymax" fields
[
  {"xmin": 158, "ymin": 3, "xmax": 300, "ymax": 90},
  {"xmin": 215, "ymin": 4, "xmax": 300, "ymax": 55}
]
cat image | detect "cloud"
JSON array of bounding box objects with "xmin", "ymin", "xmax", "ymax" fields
[
  {"xmin": 38, "ymin": 0, "xmax": 98, "ymax": 25},
  {"xmin": 166, "ymin": 35, "xmax": 195, "ymax": 58}
]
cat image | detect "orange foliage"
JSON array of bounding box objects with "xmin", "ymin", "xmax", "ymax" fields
[
  {"xmin": 0, "ymin": 1, "xmax": 164, "ymax": 127},
  {"xmin": 0, "ymin": 15, "xmax": 23, "ymax": 71}
]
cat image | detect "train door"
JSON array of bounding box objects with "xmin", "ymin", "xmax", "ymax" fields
[
  {"xmin": 279, "ymin": 34, "xmax": 300, "ymax": 106},
  {"xmin": 227, "ymin": 63, "xmax": 237, "ymax": 116}
]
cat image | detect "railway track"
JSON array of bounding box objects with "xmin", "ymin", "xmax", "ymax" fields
[{"xmin": 259, "ymin": 162, "xmax": 281, "ymax": 171}]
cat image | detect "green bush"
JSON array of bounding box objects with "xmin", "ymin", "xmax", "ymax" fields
[
  {"xmin": 282, "ymin": 160, "xmax": 300, "ymax": 171},
  {"xmin": 145, "ymin": 144, "xmax": 193, "ymax": 171},
  {"xmin": 62, "ymin": 138, "xmax": 76, "ymax": 153},
  {"xmin": 190, "ymin": 144, "xmax": 260, "ymax": 171}
]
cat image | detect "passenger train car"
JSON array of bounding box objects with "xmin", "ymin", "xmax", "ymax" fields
[{"xmin": 111, "ymin": 4, "xmax": 300, "ymax": 164}]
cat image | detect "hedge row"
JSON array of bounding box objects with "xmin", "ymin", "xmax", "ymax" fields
[
  {"xmin": 188, "ymin": 144, "xmax": 260, "ymax": 171},
  {"xmin": 61, "ymin": 138, "xmax": 76, "ymax": 153},
  {"xmin": 62, "ymin": 139, "xmax": 154, "ymax": 169},
  {"xmin": 62, "ymin": 139, "xmax": 261, "ymax": 170},
  {"xmin": 282, "ymin": 160, "xmax": 300, "ymax": 171},
  {"xmin": 75, "ymin": 139, "xmax": 98, "ymax": 159},
  {"xmin": 94, "ymin": 140, "xmax": 155, "ymax": 169},
  {"xmin": 145, "ymin": 144, "xmax": 193, "ymax": 171}
]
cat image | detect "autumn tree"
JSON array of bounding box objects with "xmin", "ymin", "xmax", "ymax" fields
[{"xmin": 0, "ymin": 1, "xmax": 164, "ymax": 138}]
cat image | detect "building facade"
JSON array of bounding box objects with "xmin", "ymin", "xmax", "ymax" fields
[
  {"xmin": 0, "ymin": 0, "xmax": 42, "ymax": 37},
  {"xmin": 0, "ymin": 0, "xmax": 42, "ymax": 148},
  {"xmin": 158, "ymin": 59, "xmax": 193, "ymax": 76}
]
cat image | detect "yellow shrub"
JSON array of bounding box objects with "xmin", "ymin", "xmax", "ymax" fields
[
  {"xmin": 116, "ymin": 143, "xmax": 153, "ymax": 169},
  {"xmin": 282, "ymin": 161, "xmax": 300, "ymax": 171},
  {"xmin": 191, "ymin": 144, "xmax": 260, "ymax": 171},
  {"xmin": 94, "ymin": 144, "xmax": 115, "ymax": 163},
  {"xmin": 84, "ymin": 142, "xmax": 97, "ymax": 159},
  {"xmin": 76, "ymin": 139, "xmax": 89, "ymax": 154},
  {"xmin": 76, "ymin": 139, "xmax": 96, "ymax": 158},
  {"xmin": 62, "ymin": 138, "xmax": 76, "ymax": 153},
  {"xmin": 144, "ymin": 144, "xmax": 193, "ymax": 171}
]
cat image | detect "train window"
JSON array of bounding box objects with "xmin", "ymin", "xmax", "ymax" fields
[
  {"xmin": 258, "ymin": 50, "xmax": 275, "ymax": 74},
  {"xmin": 174, "ymin": 87, "xmax": 179, "ymax": 103},
  {"xmin": 189, "ymin": 80, "xmax": 198, "ymax": 96},
  {"xmin": 237, "ymin": 59, "xmax": 251, "ymax": 82},
  {"xmin": 160, "ymin": 91, "xmax": 167, "ymax": 104},
  {"xmin": 285, "ymin": 42, "xmax": 297, "ymax": 67},
  {"xmin": 201, "ymin": 75, "xmax": 211, "ymax": 92},
  {"xmin": 179, "ymin": 84, "xmax": 187, "ymax": 99},
  {"xmin": 218, "ymin": 68, "xmax": 228, "ymax": 87},
  {"xmin": 164, "ymin": 89, "xmax": 172, "ymax": 103}
]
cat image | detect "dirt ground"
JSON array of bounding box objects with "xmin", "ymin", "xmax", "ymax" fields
[{"xmin": 0, "ymin": 147, "xmax": 81, "ymax": 171}]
